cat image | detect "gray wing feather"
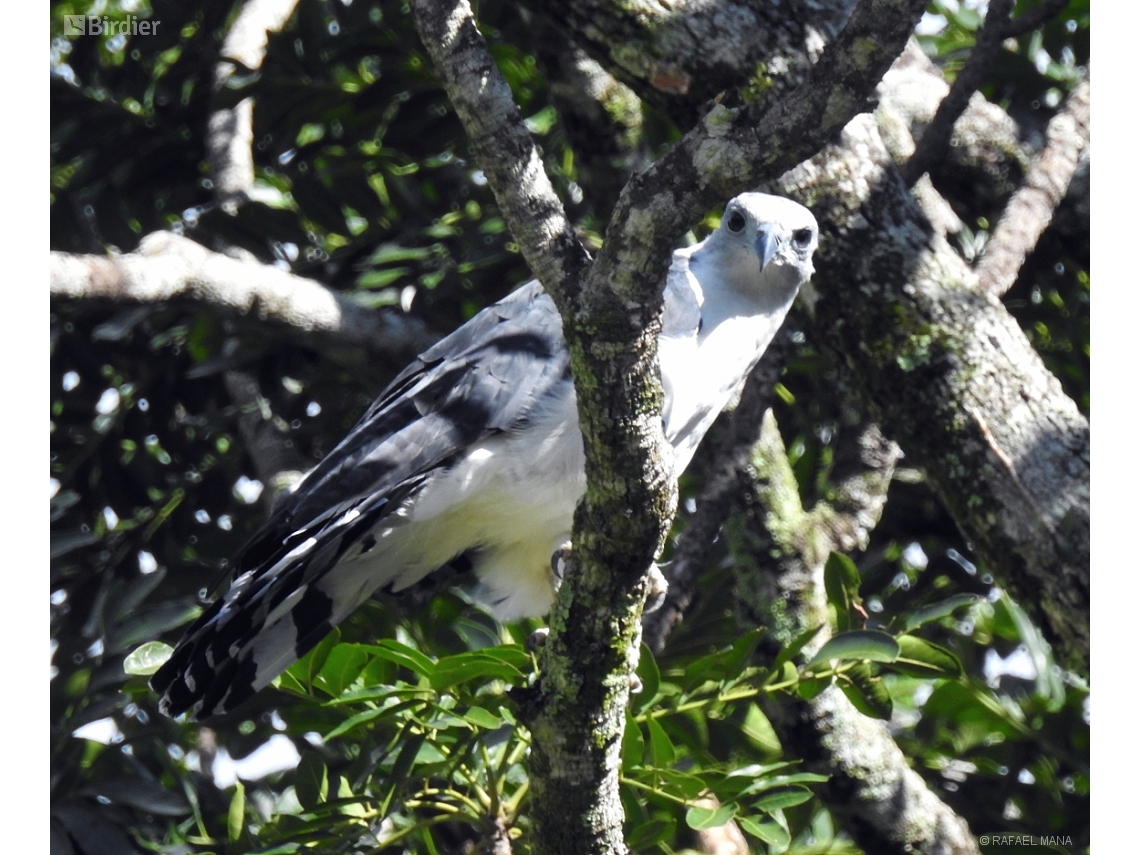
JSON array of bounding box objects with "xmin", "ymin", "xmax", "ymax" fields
[{"xmin": 151, "ymin": 281, "xmax": 570, "ymax": 718}]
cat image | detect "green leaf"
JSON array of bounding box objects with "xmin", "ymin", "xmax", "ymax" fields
[
  {"xmin": 622, "ymin": 716, "xmax": 646, "ymax": 768},
  {"xmin": 902, "ymin": 594, "xmax": 982, "ymax": 631},
  {"xmin": 380, "ymin": 732, "xmax": 427, "ymax": 815},
  {"xmin": 227, "ymin": 781, "xmax": 245, "ymax": 843},
  {"xmin": 720, "ymin": 628, "xmax": 765, "ymax": 682},
  {"xmin": 461, "ymin": 706, "xmax": 503, "ymax": 730},
  {"xmin": 752, "ymin": 786, "xmax": 814, "ymax": 811},
  {"xmin": 738, "ymin": 704, "xmax": 781, "ymax": 755},
  {"xmin": 796, "ymin": 675, "xmax": 830, "ymax": 701},
  {"xmin": 737, "ymin": 815, "xmax": 790, "ymax": 846},
  {"xmin": 685, "ymin": 801, "xmax": 736, "ymax": 830},
  {"xmin": 283, "ymin": 629, "xmax": 342, "ymax": 692},
  {"xmin": 429, "ymin": 650, "xmax": 525, "ymax": 690},
  {"xmin": 105, "ymin": 603, "xmax": 202, "ymax": 654},
  {"xmin": 314, "ymin": 643, "xmax": 371, "ymax": 697},
  {"xmin": 295, "ymin": 752, "xmax": 328, "ymax": 811},
  {"xmin": 824, "ymin": 552, "xmax": 862, "ymax": 631},
  {"xmin": 630, "ymin": 644, "xmax": 660, "ymax": 714},
  {"xmin": 646, "ymin": 717, "xmax": 676, "ymax": 768},
  {"xmin": 891, "ymin": 635, "xmax": 964, "ymax": 678},
  {"xmin": 362, "ymin": 640, "xmax": 435, "ymax": 678},
  {"xmin": 626, "ymin": 816, "xmax": 677, "ymax": 850},
  {"xmin": 680, "ymin": 629, "xmax": 764, "ymax": 691},
  {"xmin": 839, "ymin": 662, "xmax": 893, "ymax": 720},
  {"xmin": 326, "ymin": 697, "xmax": 430, "ymax": 747},
  {"xmin": 804, "ymin": 630, "xmax": 900, "ymax": 670},
  {"xmin": 356, "ymin": 267, "xmax": 410, "ymax": 289},
  {"xmin": 80, "ymin": 777, "xmax": 188, "ymax": 816},
  {"xmin": 123, "ymin": 641, "xmax": 173, "ymax": 676},
  {"xmin": 737, "ymin": 772, "xmax": 830, "ymax": 797},
  {"xmin": 650, "ymin": 768, "xmax": 707, "ymax": 800},
  {"xmin": 337, "ymin": 776, "xmax": 368, "ymax": 818},
  {"xmin": 770, "ymin": 624, "xmax": 826, "ymax": 673},
  {"xmin": 324, "ymin": 706, "xmax": 391, "ymax": 741},
  {"xmin": 365, "ymin": 242, "xmax": 435, "ymax": 265}
]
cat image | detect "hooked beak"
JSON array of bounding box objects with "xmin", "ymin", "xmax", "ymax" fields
[{"xmin": 755, "ymin": 227, "xmax": 782, "ymax": 269}]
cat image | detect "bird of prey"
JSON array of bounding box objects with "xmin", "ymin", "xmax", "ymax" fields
[{"xmin": 151, "ymin": 193, "xmax": 819, "ymax": 719}]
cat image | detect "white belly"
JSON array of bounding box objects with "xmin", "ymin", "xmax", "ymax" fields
[{"xmin": 349, "ymin": 381, "xmax": 587, "ymax": 620}]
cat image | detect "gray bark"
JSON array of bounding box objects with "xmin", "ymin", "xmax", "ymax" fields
[
  {"xmin": 777, "ymin": 115, "xmax": 1089, "ymax": 670},
  {"xmin": 413, "ymin": 0, "xmax": 928, "ymax": 851},
  {"xmin": 48, "ymin": 232, "xmax": 437, "ymax": 365},
  {"xmin": 729, "ymin": 413, "xmax": 979, "ymax": 855},
  {"xmin": 976, "ymin": 72, "xmax": 1091, "ymax": 297},
  {"xmin": 207, "ymin": 0, "xmax": 300, "ymax": 211}
]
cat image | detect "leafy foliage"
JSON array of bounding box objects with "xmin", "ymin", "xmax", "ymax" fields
[{"xmin": 50, "ymin": 0, "xmax": 1089, "ymax": 853}]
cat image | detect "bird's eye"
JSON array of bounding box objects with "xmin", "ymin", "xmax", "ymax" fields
[
  {"xmin": 793, "ymin": 228, "xmax": 813, "ymax": 247},
  {"xmin": 726, "ymin": 211, "xmax": 746, "ymax": 233}
]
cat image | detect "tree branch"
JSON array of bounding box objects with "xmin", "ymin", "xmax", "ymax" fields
[
  {"xmin": 975, "ymin": 72, "xmax": 1090, "ymax": 297},
  {"xmin": 208, "ymin": 0, "xmax": 300, "ymax": 210},
  {"xmin": 222, "ymin": 366, "xmax": 306, "ymax": 507},
  {"xmin": 901, "ymin": 0, "xmax": 1071, "ymax": 188},
  {"xmin": 729, "ymin": 413, "xmax": 979, "ymax": 855},
  {"xmin": 778, "ymin": 115, "xmax": 1089, "ymax": 671},
  {"xmin": 541, "ymin": 1, "xmax": 1084, "ymax": 254},
  {"xmin": 414, "ymin": 1, "xmax": 926, "ymax": 852},
  {"xmin": 524, "ymin": 0, "xmax": 849, "ymax": 125},
  {"xmin": 411, "ymin": 0, "xmax": 593, "ymax": 305},
  {"xmin": 900, "ymin": 0, "xmax": 1016, "ymax": 186},
  {"xmin": 49, "ymin": 233, "xmax": 437, "ymax": 364}
]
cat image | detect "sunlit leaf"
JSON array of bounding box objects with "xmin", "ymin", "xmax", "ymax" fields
[
  {"xmin": 685, "ymin": 800, "xmax": 736, "ymax": 830},
  {"xmin": 123, "ymin": 641, "xmax": 173, "ymax": 676}
]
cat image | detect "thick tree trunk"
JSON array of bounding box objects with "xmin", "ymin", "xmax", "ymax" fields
[{"xmin": 778, "ymin": 115, "xmax": 1089, "ymax": 670}]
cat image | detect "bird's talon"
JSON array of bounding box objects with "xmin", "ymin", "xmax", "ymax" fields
[
  {"xmin": 550, "ymin": 543, "xmax": 573, "ymax": 585},
  {"xmin": 527, "ymin": 626, "xmax": 550, "ymax": 650}
]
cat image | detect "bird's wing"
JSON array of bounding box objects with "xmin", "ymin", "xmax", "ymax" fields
[
  {"xmin": 658, "ymin": 245, "xmax": 705, "ymax": 444},
  {"xmin": 151, "ymin": 281, "xmax": 571, "ymax": 718}
]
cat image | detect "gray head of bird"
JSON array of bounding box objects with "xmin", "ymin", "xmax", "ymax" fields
[{"xmin": 691, "ymin": 192, "xmax": 819, "ymax": 309}]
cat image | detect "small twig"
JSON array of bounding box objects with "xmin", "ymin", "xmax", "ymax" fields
[
  {"xmin": 902, "ymin": 0, "xmax": 1071, "ymax": 188},
  {"xmin": 1004, "ymin": 0, "xmax": 1070, "ymax": 38},
  {"xmin": 902, "ymin": 0, "xmax": 1015, "ymax": 186},
  {"xmin": 222, "ymin": 366, "xmax": 306, "ymax": 509},
  {"xmin": 975, "ymin": 71, "xmax": 1090, "ymax": 296}
]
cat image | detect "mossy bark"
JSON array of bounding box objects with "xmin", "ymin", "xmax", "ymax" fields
[
  {"xmin": 779, "ymin": 116, "xmax": 1089, "ymax": 671},
  {"xmin": 729, "ymin": 413, "xmax": 980, "ymax": 855}
]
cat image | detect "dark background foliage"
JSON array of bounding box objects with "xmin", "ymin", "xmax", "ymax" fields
[{"xmin": 50, "ymin": 1, "xmax": 1089, "ymax": 853}]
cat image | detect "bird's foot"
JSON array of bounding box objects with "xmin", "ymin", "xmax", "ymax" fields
[
  {"xmin": 550, "ymin": 542, "xmax": 573, "ymax": 587},
  {"xmin": 644, "ymin": 563, "xmax": 669, "ymax": 613}
]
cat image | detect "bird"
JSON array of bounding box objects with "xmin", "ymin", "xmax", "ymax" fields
[{"xmin": 151, "ymin": 192, "xmax": 819, "ymax": 719}]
